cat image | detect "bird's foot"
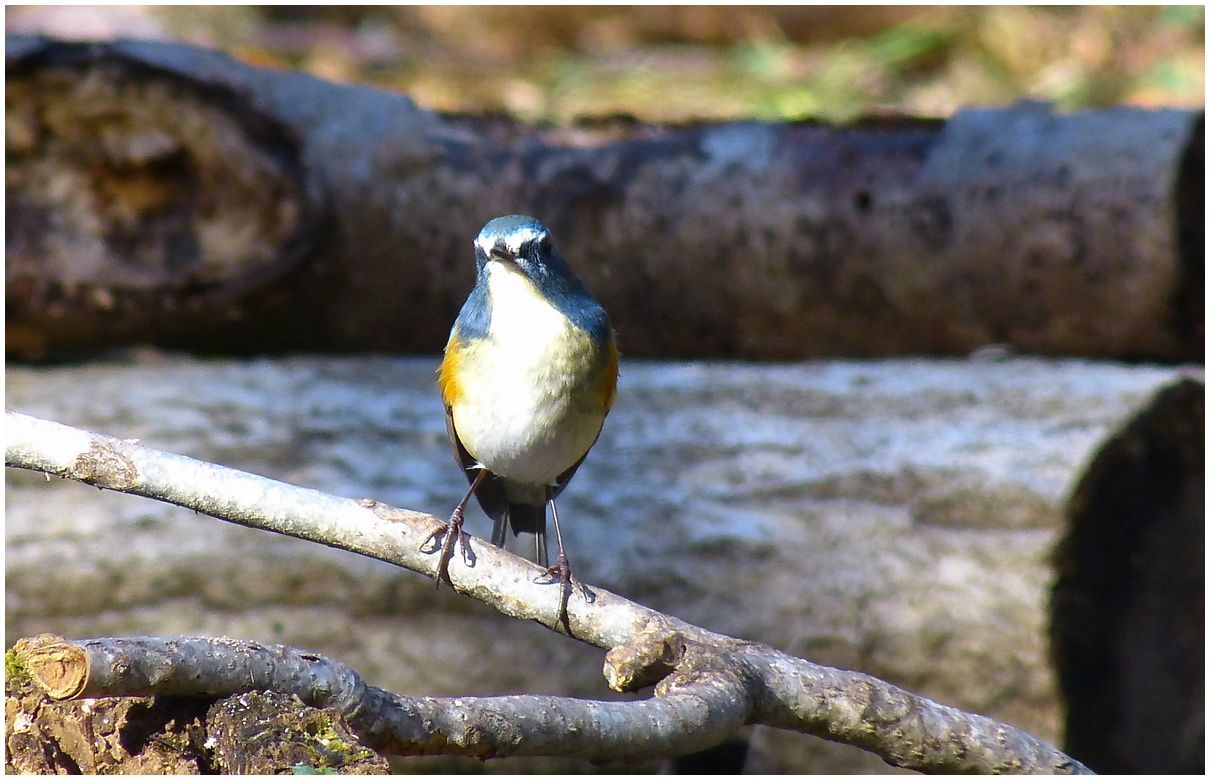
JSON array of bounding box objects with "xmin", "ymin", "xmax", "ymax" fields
[
  {"xmin": 536, "ymin": 553, "xmax": 594, "ymax": 632},
  {"xmin": 421, "ymin": 507, "xmax": 473, "ymax": 590}
]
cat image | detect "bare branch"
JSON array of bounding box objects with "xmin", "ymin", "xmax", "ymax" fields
[
  {"xmin": 5, "ymin": 410, "xmax": 1091, "ymax": 773},
  {"xmin": 12, "ymin": 634, "xmax": 748, "ymax": 761}
]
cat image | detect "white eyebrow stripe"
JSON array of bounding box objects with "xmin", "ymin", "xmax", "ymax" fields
[
  {"xmin": 507, "ymin": 226, "xmax": 546, "ymax": 251},
  {"xmin": 476, "ymin": 225, "xmax": 548, "ymax": 256}
]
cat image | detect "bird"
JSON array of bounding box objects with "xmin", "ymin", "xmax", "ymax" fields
[{"xmin": 428, "ymin": 214, "xmax": 618, "ymax": 620}]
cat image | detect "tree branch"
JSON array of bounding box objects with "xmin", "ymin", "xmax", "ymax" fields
[
  {"xmin": 5, "ymin": 410, "xmax": 1091, "ymax": 773},
  {"xmin": 11, "ymin": 633, "xmax": 748, "ymax": 761}
]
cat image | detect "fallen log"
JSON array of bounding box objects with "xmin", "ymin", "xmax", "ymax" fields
[
  {"xmin": 1051, "ymin": 372, "xmax": 1204, "ymax": 774},
  {"xmin": 5, "ymin": 354, "xmax": 1186, "ymax": 771},
  {"xmin": 6, "ymin": 36, "xmax": 1203, "ymax": 361}
]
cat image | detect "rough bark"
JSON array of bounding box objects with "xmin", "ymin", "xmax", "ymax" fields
[
  {"xmin": 4, "ymin": 648, "xmax": 390, "ymax": 775},
  {"xmin": 6, "ymin": 36, "xmax": 1203, "ymax": 361},
  {"xmin": 6, "ymin": 355, "xmax": 1190, "ymax": 771},
  {"xmin": 4, "ymin": 679, "xmax": 210, "ymax": 774},
  {"xmin": 1051, "ymin": 373, "xmax": 1204, "ymax": 774}
]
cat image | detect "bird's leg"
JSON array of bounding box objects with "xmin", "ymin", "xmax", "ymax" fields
[
  {"xmin": 424, "ymin": 467, "xmax": 487, "ymax": 589},
  {"xmin": 536, "ymin": 495, "xmax": 592, "ymax": 632},
  {"xmin": 534, "ymin": 527, "xmax": 548, "ymax": 568}
]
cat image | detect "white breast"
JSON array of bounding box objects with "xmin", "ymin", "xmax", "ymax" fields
[{"xmin": 451, "ymin": 263, "xmax": 605, "ymax": 485}]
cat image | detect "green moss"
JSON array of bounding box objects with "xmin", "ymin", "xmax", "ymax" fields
[
  {"xmin": 300, "ymin": 712, "xmax": 376, "ymax": 771},
  {"xmin": 5, "ymin": 648, "xmax": 33, "ymax": 691}
]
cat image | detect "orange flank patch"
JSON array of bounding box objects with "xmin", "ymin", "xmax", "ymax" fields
[
  {"xmin": 600, "ymin": 337, "xmax": 620, "ymax": 414},
  {"xmin": 437, "ymin": 334, "xmax": 463, "ymax": 407}
]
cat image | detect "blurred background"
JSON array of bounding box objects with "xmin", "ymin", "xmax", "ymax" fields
[
  {"xmin": 8, "ymin": 5, "xmax": 1205, "ymax": 123},
  {"xmin": 5, "ymin": 6, "xmax": 1204, "ymax": 774}
]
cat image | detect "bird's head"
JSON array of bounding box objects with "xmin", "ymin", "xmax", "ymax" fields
[
  {"xmin": 473, "ymin": 215, "xmax": 567, "ymax": 285},
  {"xmin": 466, "ymin": 214, "xmax": 611, "ymax": 346}
]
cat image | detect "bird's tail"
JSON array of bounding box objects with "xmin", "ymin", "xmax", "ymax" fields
[
  {"xmin": 491, "ymin": 502, "xmax": 548, "ymax": 566},
  {"xmin": 506, "ymin": 502, "xmax": 546, "ymax": 536}
]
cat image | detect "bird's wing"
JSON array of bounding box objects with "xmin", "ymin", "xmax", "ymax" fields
[{"xmin": 442, "ymin": 401, "xmax": 475, "ymax": 474}]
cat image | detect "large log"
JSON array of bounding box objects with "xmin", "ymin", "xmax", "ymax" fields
[
  {"xmin": 6, "ymin": 36, "xmax": 1203, "ymax": 361},
  {"xmin": 4, "ymin": 354, "xmax": 1188, "ymax": 772},
  {"xmin": 1051, "ymin": 373, "xmax": 1204, "ymax": 773}
]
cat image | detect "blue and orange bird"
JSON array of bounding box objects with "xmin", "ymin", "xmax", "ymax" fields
[{"xmin": 430, "ymin": 215, "xmax": 618, "ymax": 612}]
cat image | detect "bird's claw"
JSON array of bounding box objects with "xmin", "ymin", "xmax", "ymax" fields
[
  {"xmin": 423, "ymin": 509, "xmax": 473, "ymax": 590},
  {"xmin": 535, "ymin": 553, "xmax": 593, "ymax": 632}
]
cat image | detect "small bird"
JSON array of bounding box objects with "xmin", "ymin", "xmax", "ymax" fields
[{"xmin": 429, "ymin": 215, "xmax": 618, "ymax": 618}]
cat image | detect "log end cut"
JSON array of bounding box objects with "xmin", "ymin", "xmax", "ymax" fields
[
  {"xmin": 6, "ymin": 39, "xmax": 318, "ymax": 358},
  {"xmin": 1050, "ymin": 373, "xmax": 1205, "ymax": 774}
]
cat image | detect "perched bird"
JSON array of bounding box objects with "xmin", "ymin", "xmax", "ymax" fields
[{"xmin": 430, "ymin": 215, "xmax": 618, "ymax": 613}]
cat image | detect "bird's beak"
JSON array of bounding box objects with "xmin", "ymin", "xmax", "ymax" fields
[{"xmin": 489, "ymin": 244, "xmax": 515, "ymax": 263}]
